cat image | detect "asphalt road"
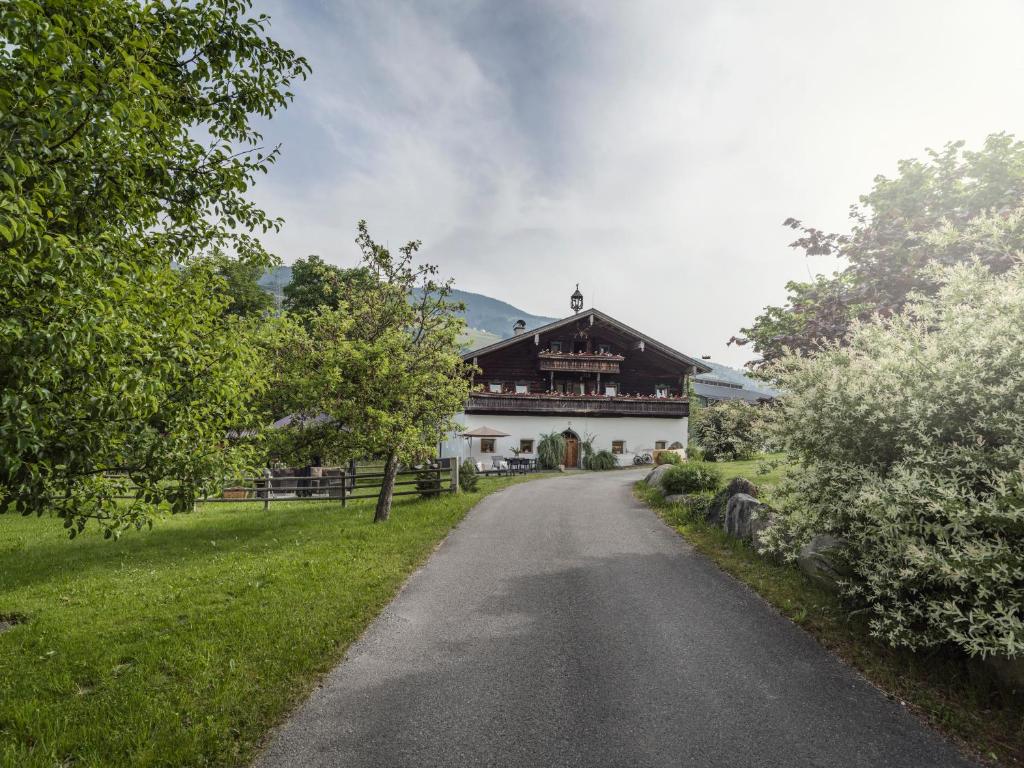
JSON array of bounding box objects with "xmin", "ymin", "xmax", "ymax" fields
[{"xmin": 254, "ymin": 470, "xmax": 976, "ymax": 768}]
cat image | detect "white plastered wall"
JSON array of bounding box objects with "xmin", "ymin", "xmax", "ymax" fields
[{"xmin": 440, "ymin": 413, "xmax": 688, "ymax": 468}]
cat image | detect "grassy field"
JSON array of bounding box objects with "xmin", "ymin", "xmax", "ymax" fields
[
  {"xmin": 637, "ymin": 456, "xmax": 1023, "ymax": 767},
  {"xmin": 0, "ymin": 473, "xmax": 555, "ymax": 768}
]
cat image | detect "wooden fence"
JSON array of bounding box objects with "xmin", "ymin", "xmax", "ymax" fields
[{"xmin": 112, "ymin": 463, "xmax": 459, "ymax": 511}]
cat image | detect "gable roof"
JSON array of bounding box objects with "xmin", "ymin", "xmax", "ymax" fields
[{"xmin": 462, "ymin": 308, "xmax": 712, "ymax": 374}]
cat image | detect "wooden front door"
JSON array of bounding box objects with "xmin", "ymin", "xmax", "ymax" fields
[{"xmin": 563, "ymin": 433, "xmax": 579, "ymax": 468}]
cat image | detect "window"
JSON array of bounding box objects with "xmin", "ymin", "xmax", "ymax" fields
[
  {"xmin": 655, "ymin": 440, "xmax": 667, "ymax": 450},
  {"xmin": 480, "ymin": 438, "xmax": 496, "ymax": 453},
  {"xmin": 611, "ymin": 440, "xmax": 625, "ymax": 455},
  {"xmin": 515, "ymin": 383, "xmax": 528, "ymax": 394},
  {"xmin": 604, "ymin": 384, "xmax": 618, "ymax": 396},
  {"xmin": 519, "ymin": 439, "xmax": 534, "ymax": 453},
  {"xmin": 488, "ymin": 382, "xmax": 502, "ymax": 393},
  {"xmin": 655, "ymin": 385, "xmax": 669, "ymax": 398},
  {"xmin": 550, "ymin": 340, "xmax": 563, "ymax": 352},
  {"xmin": 597, "ymin": 343, "xmax": 611, "ymax": 354}
]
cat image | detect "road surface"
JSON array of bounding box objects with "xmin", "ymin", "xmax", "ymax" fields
[{"xmin": 255, "ymin": 470, "xmax": 975, "ymax": 768}]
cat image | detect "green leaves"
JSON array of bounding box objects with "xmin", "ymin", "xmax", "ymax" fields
[
  {"xmin": 737, "ymin": 134, "xmax": 1024, "ymax": 371},
  {"xmin": 763, "ymin": 263, "xmax": 1024, "ymax": 659},
  {"xmin": 691, "ymin": 400, "xmax": 766, "ymax": 462},
  {"xmin": 261, "ymin": 222, "xmax": 471, "ymax": 520},
  {"xmin": 0, "ymin": 0, "xmax": 306, "ymax": 535}
]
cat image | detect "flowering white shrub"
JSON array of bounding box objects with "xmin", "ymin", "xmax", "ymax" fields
[{"xmin": 761, "ymin": 262, "xmax": 1024, "ymax": 659}]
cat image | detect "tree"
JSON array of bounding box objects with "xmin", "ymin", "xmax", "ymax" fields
[
  {"xmin": 690, "ymin": 400, "xmax": 764, "ymax": 462},
  {"xmin": 262, "ymin": 222, "xmax": 470, "ymax": 522},
  {"xmin": 0, "ymin": 0, "xmax": 308, "ymax": 535},
  {"xmin": 343, "ymin": 222, "xmax": 470, "ymax": 522},
  {"xmin": 733, "ymin": 134, "xmax": 1024, "ymax": 371},
  {"xmin": 760, "ymin": 261, "xmax": 1024, "ymax": 661},
  {"xmin": 209, "ymin": 255, "xmax": 276, "ymax": 317},
  {"xmin": 281, "ymin": 254, "xmax": 372, "ymax": 318}
]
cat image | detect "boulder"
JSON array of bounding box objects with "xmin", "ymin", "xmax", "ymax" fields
[
  {"xmin": 724, "ymin": 476, "xmax": 760, "ymax": 499},
  {"xmin": 644, "ymin": 463, "xmax": 674, "ymax": 489},
  {"xmin": 663, "ymin": 494, "xmax": 688, "ymax": 505},
  {"xmin": 704, "ymin": 489, "xmax": 730, "ymax": 526},
  {"xmin": 797, "ymin": 534, "xmax": 854, "ymax": 593},
  {"xmin": 722, "ymin": 493, "xmax": 774, "ymax": 541}
]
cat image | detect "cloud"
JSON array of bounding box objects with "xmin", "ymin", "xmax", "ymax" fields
[{"xmin": 249, "ymin": 0, "xmax": 1024, "ymax": 365}]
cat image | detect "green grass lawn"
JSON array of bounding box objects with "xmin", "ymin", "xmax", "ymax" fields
[
  {"xmin": 637, "ymin": 456, "xmax": 1024, "ymax": 767},
  {"xmin": 0, "ymin": 473, "xmax": 555, "ymax": 768},
  {"xmin": 699, "ymin": 452, "xmax": 790, "ymax": 494}
]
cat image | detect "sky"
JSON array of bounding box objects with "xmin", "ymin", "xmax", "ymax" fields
[{"xmin": 249, "ymin": 0, "xmax": 1024, "ymax": 367}]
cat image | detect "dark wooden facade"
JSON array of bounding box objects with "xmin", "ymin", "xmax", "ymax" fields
[{"xmin": 463, "ymin": 310, "xmax": 706, "ymax": 419}]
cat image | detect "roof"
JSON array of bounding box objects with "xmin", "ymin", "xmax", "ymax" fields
[
  {"xmin": 460, "ymin": 426, "xmax": 512, "ymax": 437},
  {"xmin": 692, "ymin": 380, "xmax": 774, "ymax": 403},
  {"xmin": 462, "ymin": 308, "xmax": 712, "ymax": 374},
  {"xmin": 694, "ymin": 360, "xmax": 780, "ymax": 401},
  {"xmin": 271, "ymin": 412, "xmax": 334, "ymax": 429}
]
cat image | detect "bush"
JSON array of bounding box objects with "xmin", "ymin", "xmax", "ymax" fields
[
  {"xmin": 662, "ymin": 463, "xmax": 721, "ymax": 495},
  {"xmin": 537, "ymin": 432, "xmax": 565, "ymax": 469},
  {"xmin": 686, "ymin": 445, "xmax": 705, "ymax": 462},
  {"xmin": 458, "ymin": 459, "xmax": 479, "ymax": 492},
  {"xmin": 673, "ymin": 491, "xmax": 718, "ymax": 519},
  {"xmin": 587, "ymin": 449, "xmax": 617, "ymax": 471},
  {"xmin": 655, "ymin": 451, "xmax": 682, "ymax": 466},
  {"xmin": 761, "ymin": 262, "xmax": 1024, "ymax": 660},
  {"xmin": 690, "ymin": 400, "xmax": 764, "ymax": 461},
  {"xmin": 415, "ymin": 464, "xmax": 443, "ymax": 497}
]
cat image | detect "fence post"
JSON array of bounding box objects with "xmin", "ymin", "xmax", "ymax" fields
[
  {"xmin": 263, "ymin": 477, "xmax": 270, "ymax": 513},
  {"xmin": 341, "ymin": 469, "xmax": 347, "ymax": 509},
  {"xmin": 451, "ymin": 459, "xmax": 459, "ymax": 494}
]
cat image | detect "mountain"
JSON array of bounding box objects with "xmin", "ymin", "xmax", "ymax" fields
[
  {"xmin": 447, "ymin": 288, "xmax": 557, "ymax": 347},
  {"xmin": 258, "ymin": 265, "xmax": 292, "ymax": 299},
  {"xmin": 257, "ymin": 266, "xmax": 555, "ymax": 347}
]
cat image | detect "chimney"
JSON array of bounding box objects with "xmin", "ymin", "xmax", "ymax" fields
[{"xmin": 513, "ymin": 319, "xmax": 527, "ymax": 336}]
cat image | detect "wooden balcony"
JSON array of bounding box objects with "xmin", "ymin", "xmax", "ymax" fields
[
  {"xmin": 465, "ymin": 392, "xmax": 689, "ymax": 418},
  {"xmin": 537, "ymin": 351, "xmax": 624, "ymax": 374}
]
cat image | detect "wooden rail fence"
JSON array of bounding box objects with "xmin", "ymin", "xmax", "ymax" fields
[{"xmin": 112, "ymin": 463, "xmax": 459, "ymax": 511}]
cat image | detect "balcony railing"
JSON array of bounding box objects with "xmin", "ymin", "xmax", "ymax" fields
[
  {"xmin": 465, "ymin": 392, "xmax": 688, "ymax": 418},
  {"xmin": 537, "ymin": 350, "xmax": 624, "ymax": 374}
]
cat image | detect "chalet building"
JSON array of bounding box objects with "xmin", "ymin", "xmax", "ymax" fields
[{"xmin": 441, "ymin": 290, "xmax": 711, "ymax": 468}]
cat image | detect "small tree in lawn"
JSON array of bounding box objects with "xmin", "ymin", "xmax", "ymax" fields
[{"xmin": 344, "ymin": 222, "xmax": 470, "ymax": 522}]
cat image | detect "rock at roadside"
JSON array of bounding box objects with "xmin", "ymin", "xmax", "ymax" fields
[
  {"xmin": 663, "ymin": 494, "xmax": 688, "ymax": 504},
  {"xmin": 723, "ymin": 493, "xmax": 774, "ymax": 541},
  {"xmin": 724, "ymin": 476, "xmax": 760, "ymax": 499},
  {"xmin": 705, "ymin": 478, "xmax": 760, "ymax": 527},
  {"xmin": 644, "ymin": 464, "xmax": 673, "ymax": 489},
  {"xmin": 705, "ymin": 489, "xmax": 729, "ymax": 525},
  {"xmin": 797, "ymin": 534, "xmax": 854, "ymax": 593}
]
